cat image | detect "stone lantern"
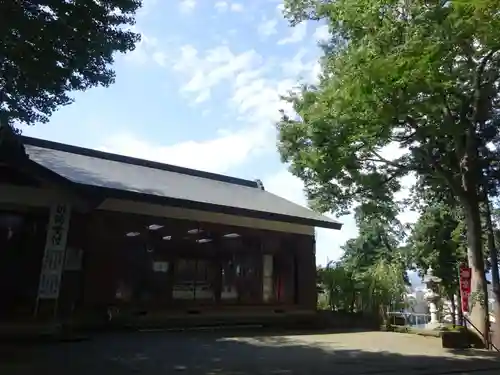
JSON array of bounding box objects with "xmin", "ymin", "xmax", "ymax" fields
[{"xmin": 423, "ymin": 267, "xmax": 442, "ymax": 329}]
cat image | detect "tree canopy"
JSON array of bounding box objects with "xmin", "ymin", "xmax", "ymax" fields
[
  {"xmin": 318, "ymin": 209, "xmax": 408, "ymax": 317},
  {"xmin": 0, "ymin": 0, "xmax": 141, "ymax": 127},
  {"xmin": 279, "ymin": 0, "xmax": 500, "ymax": 343}
]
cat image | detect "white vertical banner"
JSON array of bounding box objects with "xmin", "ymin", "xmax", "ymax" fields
[{"xmin": 37, "ymin": 203, "xmax": 72, "ymax": 300}]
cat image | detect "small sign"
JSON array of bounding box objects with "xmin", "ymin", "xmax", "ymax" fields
[{"xmin": 153, "ymin": 261, "xmax": 169, "ymax": 273}]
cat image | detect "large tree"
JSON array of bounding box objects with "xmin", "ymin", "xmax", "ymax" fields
[
  {"xmin": 0, "ymin": 0, "xmax": 141, "ymax": 127},
  {"xmin": 278, "ymin": 0, "xmax": 500, "ymax": 343},
  {"xmin": 411, "ymin": 172, "xmax": 500, "ymax": 338}
]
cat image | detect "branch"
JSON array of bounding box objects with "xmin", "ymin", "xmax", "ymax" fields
[
  {"xmin": 424, "ymin": 153, "xmax": 465, "ymax": 200},
  {"xmin": 404, "ymin": 115, "xmax": 418, "ymax": 130},
  {"xmin": 379, "ymin": 233, "xmax": 394, "ymax": 254},
  {"xmin": 442, "ymin": 94, "xmax": 456, "ymax": 124},
  {"xmin": 370, "ymin": 150, "xmax": 407, "ymax": 169},
  {"xmin": 391, "ymin": 131, "xmax": 416, "ymax": 144},
  {"xmin": 459, "ymin": 41, "xmax": 476, "ymax": 70},
  {"xmin": 477, "ymin": 49, "xmax": 499, "ymax": 84},
  {"xmin": 344, "ymin": 173, "xmax": 400, "ymax": 201}
]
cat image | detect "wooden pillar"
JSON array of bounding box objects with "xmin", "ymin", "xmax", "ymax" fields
[
  {"xmin": 82, "ymin": 214, "xmax": 117, "ymax": 312},
  {"xmin": 261, "ymin": 235, "xmax": 279, "ymax": 304},
  {"xmin": 280, "ymin": 252, "xmax": 296, "ymax": 304},
  {"xmin": 57, "ymin": 213, "xmax": 86, "ymax": 319},
  {"xmin": 296, "ymin": 234, "xmax": 317, "ymax": 310}
]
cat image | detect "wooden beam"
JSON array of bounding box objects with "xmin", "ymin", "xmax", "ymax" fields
[{"xmin": 98, "ymin": 198, "xmax": 315, "ymax": 235}]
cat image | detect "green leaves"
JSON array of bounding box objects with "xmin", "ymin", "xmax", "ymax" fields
[
  {"xmin": 278, "ymin": 0, "xmax": 500, "ymax": 222},
  {"xmin": 282, "ymin": 1, "xmax": 500, "ymax": 338},
  {"xmin": 318, "ymin": 205, "xmax": 409, "ymax": 313},
  {"xmin": 0, "ymin": 0, "xmax": 142, "ymax": 126},
  {"xmin": 318, "ymin": 257, "xmax": 408, "ymax": 313}
]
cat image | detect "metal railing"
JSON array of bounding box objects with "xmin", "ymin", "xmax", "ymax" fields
[
  {"xmin": 388, "ymin": 311, "xmax": 499, "ymax": 352},
  {"xmin": 387, "ymin": 312, "xmax": 431, "ymax": 328},
  {"xmin": 463, "ymin": 315, "xmax": 499, "ymax": 352}
]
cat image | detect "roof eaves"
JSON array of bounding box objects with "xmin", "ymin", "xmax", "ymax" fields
[
  {"xmin": 21, "ymin": 136, "xmax": 259, "ymax": 189},
  {"xmin": 78, "ymin": 183, "xmax": 343, "ymax": 230}
]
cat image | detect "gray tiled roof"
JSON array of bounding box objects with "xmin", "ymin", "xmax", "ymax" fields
[{"xmin": 22, "ymin": 137, "xmax": 341, "ymax": 230}]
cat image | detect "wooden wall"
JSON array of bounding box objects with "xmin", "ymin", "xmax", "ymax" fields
[{"xmin": 67, "ymin": 210, "xmax": 318, "ymax": 315}]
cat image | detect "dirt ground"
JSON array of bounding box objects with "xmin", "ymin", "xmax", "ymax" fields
[{"xmin": 2, "ymin": 330, "xmax": 500, "ymax": 374}]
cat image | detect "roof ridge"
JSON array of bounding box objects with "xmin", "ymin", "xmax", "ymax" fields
[{"xmin": 20, "ymin": 136, "xmax": 260, "ymax": 189}]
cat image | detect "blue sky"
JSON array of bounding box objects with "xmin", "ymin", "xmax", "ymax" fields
[{"xmin": 20, "ymin": 0, "xmax": 375, "ymax": 265}]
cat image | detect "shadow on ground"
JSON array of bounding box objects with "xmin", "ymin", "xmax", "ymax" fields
[{"xmin": 2, "ymin": 331, "xmax": 500, "ymax": 375}]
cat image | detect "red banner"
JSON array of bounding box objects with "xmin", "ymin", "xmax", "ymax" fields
[{"xmin": 459, "ymin": 264, "xmax": 472, "ymax": 313}]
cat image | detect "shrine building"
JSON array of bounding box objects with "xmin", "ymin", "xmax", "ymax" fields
[{"xmin": 0, "ymin": 130, "xmax": 341, "ymax": 328}]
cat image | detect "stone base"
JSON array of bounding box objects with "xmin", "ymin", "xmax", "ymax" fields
[
  {"xmin": 424, "ymin": 322, "xmax": 443, "ymax": 331},
  {"xmin": 441, "ymin": 330, "xmax": 469, "ymax": 349}
]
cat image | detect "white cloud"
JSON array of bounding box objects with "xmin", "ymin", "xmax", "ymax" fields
[
  {"xmin": 230, "ymin": 73, "xmax": 297, "ymax": 126},
  {"xmin": 395, "ymin": 172, "xmax": 419, "ymax": 225},
  {"xmin": 281, "ymin": 49, "xmax": 308, "ymax": 76},
  {"xmin": 278, "ymin": 22, "xmax": 307, "ymax": 45},
  {"xmin": 124, "ymin": 32, "xmax": 159, "ymax": 65},
  {"xmin": 172, "ymin": 44, "xmax": 267, "ymax": 110},
  {"xmin": 137, "ymin": 0, "xmax": 158, "ymax": 17},
  {"xmin": 215, "ymin": 1, "xmax": 243, "ymax": 13},
  {"xmin": 230, "ymin": 2, "xmax": 244, "ymax": 12},
  {"xmin": 215, "ymin": 1, "xmax": 228, "ymax": 12},
  {"xmin": 257, "ymin": 18, "xmax": 278, "ymax": 37},
  {"xmin": 378, "ymin": 142, "xmax": 419, "ymax": 225},
  {"xmin": 280, "ymin": 49, "xmax": 322, "ymax": 85},
  {"xmin": 313, "ymin": 24, "xmax": 330, "ymax": 44},
  {"xmin": 276, "ymin": 3, "xmax": 285, "ymax": 15},
  {"xmin": 166, "ymin": 43, "xmax": 307, "ymax": 154},
  {"xmin": 179, "ymin": 0, "xmax": 196, "ymax": 13},
  {"xmin": 310, "ymin": 62, "xmax": 322, "ymax": 83},
  {"xmin": 152, "ymin": 51, "xmax": 168, "ymax": 67},
  {"xmin": 99, "ymin": 125, "xmax": 269, "ymax": 175},
  {"xmin": 193, "ymin": 89, "xmax": 211, "ymax": 103}
]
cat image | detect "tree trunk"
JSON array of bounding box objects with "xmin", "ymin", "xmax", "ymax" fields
[
  {"xmin": 457, "ymin": 127, "xmax": 490, "ymax": 346},
  {"xmin": 350, "ymin": 290, "xmax": 356, "ymax": 312},
  {"xmin": 463, "ymin": 197, "xmax": 490, "ymax": 346},
  {"xmin": 484, "ymin": 201, "xmax": 500, "ymax": 348}
]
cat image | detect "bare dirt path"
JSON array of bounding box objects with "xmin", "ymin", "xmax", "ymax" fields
[{"xmin": 2, "ymin": 331, "xmax": 500, "ymax": 374}]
